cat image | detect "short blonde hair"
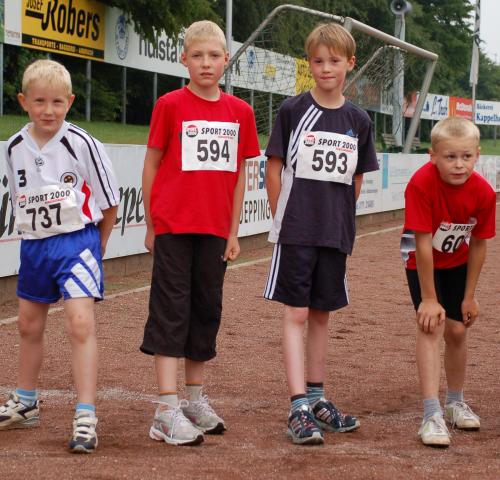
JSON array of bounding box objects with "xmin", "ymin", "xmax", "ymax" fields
[
  {"xmin": 22, "ymin": 59, "xmax": 72, "ymax": 96},
  {"xmin": 305, "ymin": 23, "xmax": 356, "ymax": 59},
  {"xmin": 431, "ymin": 117, "xmax": 480, "ymax": 150},
  {"xmin": 183, "ymin": 20, "xmax": 226, "ymax": 52}
]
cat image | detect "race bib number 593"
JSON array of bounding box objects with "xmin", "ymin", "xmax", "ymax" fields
[
  {"xmin": 181, "ymin": 121, "xmax": 239, "ymax": 172},
  {"xmin": 432, "ymin": 222, "xmax": 475, "ymax": 253},
  {"xmin": 295, "ymin": 131, "xmax": 358, "ymax": 184},
  {"xmin": 15, "ymin": 184, "xmax": 84, "ymax": 239}
]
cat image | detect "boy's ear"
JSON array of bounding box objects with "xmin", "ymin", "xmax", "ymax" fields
[
  {"xmin": 429, "ymin": 149, "xmax": 437, "ymax": 164},
  {"xmin": 17, "ymin": 93, "xmax": 28, "ymax": 112},
  {"xmin": 181, "ymin": 50, "xmax": 187, "ymax": 67},
  {"xmin": 347, "ymin": 56, "xmax": 356, "ymax": 72},
  {"xmin": 67, "ymin": 94, "xmax": 75, "ymax": 112}
]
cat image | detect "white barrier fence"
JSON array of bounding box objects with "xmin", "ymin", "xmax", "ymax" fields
[{"xmin": 0, "ymin": 143, "xmax": 498, "ymax": 277}]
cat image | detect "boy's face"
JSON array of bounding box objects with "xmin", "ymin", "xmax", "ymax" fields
[
  {"xmin": 430, "ymin": 137, "xmax": 479, "ymax": 186},
  {"xmin": 18, "ymin": 80, "xmax": 74, "ymax": 142},
  {"xmin": 308, "ymin": 44, "xmax": 355, "ymax": 95},
  {"xmin": 181, "ymin": 39, "xmax": 229, "ymax": 93}
]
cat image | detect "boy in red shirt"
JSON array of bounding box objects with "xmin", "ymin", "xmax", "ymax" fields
[
  {"xmin": 402, "ymin": 117, "xmax": 496, "ymax": 447},
  {"xmin": 140, "ymin": 21, "xmax": 260, "ymax": 446}
]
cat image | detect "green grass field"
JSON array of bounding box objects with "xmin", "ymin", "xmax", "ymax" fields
[{"xmin": 0, "ymin": 114, "xmax": 499, "ymax": 154}]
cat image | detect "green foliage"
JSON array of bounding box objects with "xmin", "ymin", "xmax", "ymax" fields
[{"xmin": 98, "ymin": 0, "xmax": 221, "ymax": 43}]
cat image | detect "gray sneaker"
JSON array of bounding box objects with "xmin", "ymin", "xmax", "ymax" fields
[
  {"xmin": 149, "ymin": 400, "xmax": 204, "ymax": 446},
  {"xmin": 182, "ymin": 395, "xmax": 226, "ymax": 434},
  {"xmin": 445, "ymin": 401, "xmax": 480, "ymax": 430},
  {"xmin": 0, "ymin": 392, "xmax": 40, "ymax": 430}
]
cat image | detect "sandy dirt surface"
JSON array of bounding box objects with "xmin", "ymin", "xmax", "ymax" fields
[{"xmin": 0, "ymin": 218, "xmax": 499, "ymax": 480}]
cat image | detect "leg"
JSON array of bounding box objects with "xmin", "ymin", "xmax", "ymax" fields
[
  {"xmin": 443, "ymin": 319, "xmax": 467, "ymax": 392},
  {"xmin": 64, "ymin": 298, "xmax": 97, "ymax": 405},
  {"xmin": 305, "ymin": 309, "xmax": 329, "ymax": 383},
  {"xmin": 283, "ymin": 306, "xmax": 309, "ymax": 396},
  {"xmin": 155, "ymin": 355, "xmax": 179, "ymax": 394},
  {"xmin": 17, "ymin": 299, "xmax": 49, "ymax": 390},
  {"xmin": 185, "ymin": 359, "xmax": 204, "ymax": 385}
]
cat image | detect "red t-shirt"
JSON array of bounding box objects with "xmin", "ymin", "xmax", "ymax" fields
[
  {"xmin": 403, "ymin": 161, "xmax": 496, "ymax": 269},
  {"xmin": 148, "ymin": 87, "xmax": 260, "ymax": 238}
]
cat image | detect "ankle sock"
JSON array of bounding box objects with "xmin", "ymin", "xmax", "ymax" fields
[
  {"xmin": 290, "ymin": 394, "xmax": 309, "ymax": 412},
  {"xmin": 445, "ymin": 390, "xmax": 464, "ymax": 405},
  {"xmin": 76, "ymin": 403, "xmax": 96, "ymax": 417},
  {"xmin": 15, "ymin": 388, "xmax": 38, "ymax": 407},
  {"xmin": 306, "ymin": 382, "xmax": 324, "ymax": 406},
  {"xmin": 423, "ymin": 397, "xmax": 442, "ymax": 422},
  {"xmin": 186, "ymin": 384, "xmax": 203, "ymax": 402},
  {"xmin": 159, "ymin": 392, "xmax": 178, "ymax": 408}
]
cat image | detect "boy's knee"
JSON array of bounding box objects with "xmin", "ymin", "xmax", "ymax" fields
[
  {"xmin": 17, "ymin": 316, "xmax": 44, "ymax": 339},
  {"xmin": 66, "ymin": 314, "xmax": 95, "ymax": 342},
  {"xmin": 284, "ymin": 306, "xmax": 308, "ymax": 326},
  {"xmin": 444, "ymin": 320, "xmax": 466, "ymax": 345}
]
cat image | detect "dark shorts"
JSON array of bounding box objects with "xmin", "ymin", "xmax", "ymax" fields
[
  {"xmin": 263, "ymin": 243, "xmax": 348, "ymax": 311},
  {"xmin": 406, "ymin": 264, "xmax": 467, "ymax": 322},
  {"xmin": 17, "ymin": 224, "xmax": 103, "ymax": 304},
  {"xmin": 140, "ymin": 233, "xmax": 227, "ymax": 361}
]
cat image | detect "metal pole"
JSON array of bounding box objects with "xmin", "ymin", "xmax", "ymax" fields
[
  {"xmin": 268, "ymin": 92, "xmax": 273, "ymax": 136},
  {"xmin": 392, "ymin": 15, "xmax": 404, "ymax": 148},
  {"xmin": 85, "ymin": 60, "xmax": 91, "ymax": 122},
  {"xmin": 225, "ymin": 0, "xmax": 233, "ymax": 94},
  {"xmin": 121, "ymin": 67, "xmax": 127, "ymax": 124},
  {"xmin": 153, "ymin": 72, "xmax": 158, "ymax": 104}
]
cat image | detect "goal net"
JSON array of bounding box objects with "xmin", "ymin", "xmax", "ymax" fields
[{"xmin": 226, "ymin": 5, "xmax": 437, "ymax": 151}]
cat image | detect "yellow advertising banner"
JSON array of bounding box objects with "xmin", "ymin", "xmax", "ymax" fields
[
  {"xmin": 22, "ymin": 0, "xmax": 105, "ymax": 60},
  {"xmin": 295, "ymin": 58, "xmax": 314, "ymax": 94}
]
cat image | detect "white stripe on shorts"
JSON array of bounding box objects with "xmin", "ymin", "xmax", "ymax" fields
[
  {"xmin": 344, "ymin": 274, "xmax": 349, "ymax": 305},
  {"xmin": 71, "ymin": 263, "xmax": 101, "ymax": 298},
  {"xmin": 264, "ymin": 243, "xmax": 281, "ymax": 299},
  {"xmin": 79, "ymin": 248, "xmax": 101, "ymax": 287},
  {"xmin": 63, "ymin": 278, "xmax": 87, "ymax": 298}
]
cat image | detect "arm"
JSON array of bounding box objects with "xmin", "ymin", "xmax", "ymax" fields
[
  {"xmin": 98, "ymin": 206, "xmax": 118, "ymax": 256},
  {"xmin": 414, "ymin": 231, "xmax": 446, "ymax": 333},
  {"xmin": 354, "ymin": 173, "xmax": 363, "ymax": 201},
  {"xmin": 461, "ymin": 237, "xmax": 487, "ymax": 327},
  {"xmin": 142, "ymin": 147, "xmax": 163, "ymax": 254},
  {"xmin": 266, "ymin": 156, "xmax": 283, "ymax": 217},
  {"xmin": 223, "ymin": 164, "xmax": 246, "ymax": 261}
]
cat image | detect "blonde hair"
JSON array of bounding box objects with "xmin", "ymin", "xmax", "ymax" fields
[
  {"xmin": 183, "ymin": 20, "xmax": 227, "ymax": 52},
  {"xmin": 22, "ymin": 59, "xmax": 72, "ymax": 96},
  {"xmin": 431, "ymin": 117, "xmax": 480, "ymax": 150},
  {"xmin": 305, "ymin": 23, "xmax": 356, "ymax": 59}
]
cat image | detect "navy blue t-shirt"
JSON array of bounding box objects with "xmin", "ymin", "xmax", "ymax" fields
[{"xmin": 265, "ymin": 91, "xmax": 379, "ymax": 254}]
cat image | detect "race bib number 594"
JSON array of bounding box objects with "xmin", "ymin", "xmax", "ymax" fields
[
  {"xmin": 295, "ymin": 131, "xmax": 358, "ymax": 184},
  {"xmin": 15, "ymin": 184, "xmax": 84, "ymax": 239},
  {"xmin": 182, "ymin": 121, "xmax": 239, "ymax": 172}
]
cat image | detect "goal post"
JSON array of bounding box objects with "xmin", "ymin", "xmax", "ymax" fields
[{"xmin": 225, "ymin": 4, "xmax": 438, "ymax": 154}]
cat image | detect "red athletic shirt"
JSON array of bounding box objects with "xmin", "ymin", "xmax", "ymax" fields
[
  {"xmin": 403, "ymin": 161, "xmax": 496, "ymax": 270},
  {"xmin": 148, "ymin": 87, "xmax": 260, "ymax": 238}
]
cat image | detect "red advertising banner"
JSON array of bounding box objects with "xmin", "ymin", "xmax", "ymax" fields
[{"xmin": 449, "ymin": 96, "xmax": 473, "ymax": 120}]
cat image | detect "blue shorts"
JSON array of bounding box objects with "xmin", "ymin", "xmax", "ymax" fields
[
  {"xmin": 264, "ymin": 243, "xmax": 349, "ymax": 311},
  {"xmin": 17, "ymin": 224, "xmax": 104, "ymax": 304}
]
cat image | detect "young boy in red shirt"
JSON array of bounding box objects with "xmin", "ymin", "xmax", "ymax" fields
[
  {"xmin": 402, "ymin": 116, "xmax": 496, "ymax": 447},
  {"xmin": 140, "ymin": 21, "xmax": 260, "ymax": 446}
]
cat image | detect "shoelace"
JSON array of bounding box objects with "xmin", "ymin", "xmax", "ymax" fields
[
  {"xmin": 153, "ymin": 400, "xmax": 193, "ymax": 439},
  {"xmin": 429, "ymin": 416, "xmax": 448, "ymax": 435},
  {"xmin": 189, "ymin": 395, "xmax": 216, "ymax": 416},
  {"xmin": 296, "ymin": 410, "xmax": 318, "ymax": 431},
  {"xmin": 450, "ymin": 402, "xmax": 479, "ymax": 424}
]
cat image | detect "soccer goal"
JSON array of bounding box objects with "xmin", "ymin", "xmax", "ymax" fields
[{"xmin": 225, "ymin": 4, "xmax": 438, "ymax": 153}]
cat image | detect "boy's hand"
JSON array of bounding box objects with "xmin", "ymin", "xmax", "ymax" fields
[
  {"xmin": 416, "ymin": 299, "xmax": 446, "ymax": 333},
  {"xmin": 145, "ymin": 226, "xmax": 155, "ymax": 255},
  {"xmin": 461, "ymin": 297, "xmax": 479, "ymax": 328},
  {"xmin": 223, "ymin": 235, "xmax": 240, "ymax": 262}
]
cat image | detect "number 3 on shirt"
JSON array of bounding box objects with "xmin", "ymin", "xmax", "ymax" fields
[{"xmin": 182, "ymin": 120, "xmax": 239, "ymax": 172}]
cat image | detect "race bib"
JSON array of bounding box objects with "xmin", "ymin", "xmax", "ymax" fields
[
  {"xmin": 432, "ymin": 221, "xmax": 475, "ymax": 253},
  {"xmin": 15, "ymin": 184, "xmax": 84, "ymax": 239},
  {"xmin": 181, "ymin": 121, "xmax": 239, "ymax": 172},
  {"xmin": 295, "ymin": 131, "xmax": 358, "ymax": 184}
]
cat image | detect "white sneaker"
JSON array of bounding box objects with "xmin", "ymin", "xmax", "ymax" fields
[
  {"xmin": 418, "ymin": 413, "xmax": 451, "ymax": 447},
  {"xmin": 182, "ymin": 395, "xmax": 226, "ymax": 434},
  {"xmin": 149, "ymin": 400, "xmax": 204, "ymax": 446},
  {"xmin": 0, "ymin": 392, "xmax": 40, "ymax": 430},
  {"xmin": 69, "ymin": 411, "xmax": 98, "ymax": 454},
  {"xmin": 445, "ymin": 401, "xmax": 480, "ymax": 430}
]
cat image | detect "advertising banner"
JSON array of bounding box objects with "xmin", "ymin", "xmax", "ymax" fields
[
  {"xmin": 3, "ymin": 0, "xmax": 106, "ymax": 59},
  {"xmin": 404, "ymin": 92, "xmax": 449, "ymax": 120},
  {"xmin": 475, "ymin": 100, "xmax": 500, "ymax": 125},
  {"xmin": 449, "ymin": 96, "xmax": 473, "ymax": 120}
]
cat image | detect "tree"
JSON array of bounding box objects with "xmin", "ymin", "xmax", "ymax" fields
[{"xmin": 98, "ymin": 0, "xmax": 220, "ymax": 42}]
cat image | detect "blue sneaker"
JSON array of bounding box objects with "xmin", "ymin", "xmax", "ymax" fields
[
  {"xmin": 287, "ymin": 404, "xmax": 324, "ymax": 445},
  {"xmin": 312, "ymin": 398, "xmax": 360, "ymax": 433}
]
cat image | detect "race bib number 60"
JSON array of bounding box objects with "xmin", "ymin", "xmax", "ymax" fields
[
  {"xmin": 15, "ymin": 184, "xmax": 84, "ymax": 239},
  {"xmin": 182, "ymin": 120, "xmax": 239, "ymax": 172},
  {"xmin": 432, "ymin": 222, "xmax": 475, "ymax": 253},
  {"xmin": 295, "ymin": 131, "xmax": 358, "ymax": 185}
]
